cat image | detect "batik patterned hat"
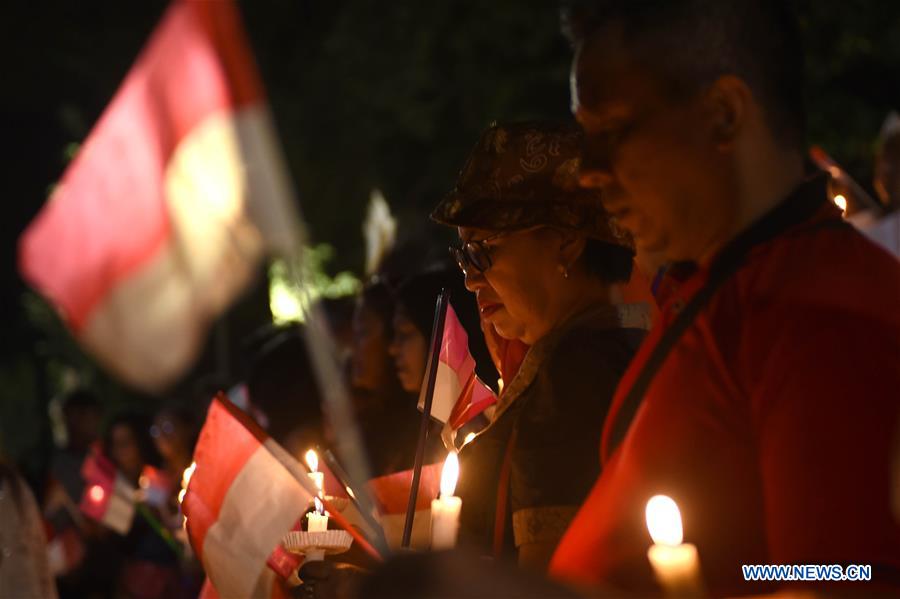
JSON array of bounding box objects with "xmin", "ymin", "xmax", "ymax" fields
[{"xmin": 431, "ymin": 120, "xmax": 632, "ymax": 248}]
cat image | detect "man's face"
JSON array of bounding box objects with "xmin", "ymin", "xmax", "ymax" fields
[{"xmin": 572, "ymin": 26, "xmax": 733, "ymax": 263}]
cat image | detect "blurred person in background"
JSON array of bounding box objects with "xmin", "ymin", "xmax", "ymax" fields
[
  {"xmin": 151, "ymin": 406, "xmax": 198, "ymax": 491},
  {"xmin": 47, "ymin": 389, "xmax": 102, "ymax": 509},
  {"xmin": 246, "ymin": 325, "xmax": 327, "ymax": 458},
  {"xmin": 389, "ymin": 266, "xmax": 498, "ymax": 398},
  {"xmin": 1, "ymin": 459, "xmax": 58, "ymax": 598},
  {"xmin": 431, "ymin": 120, "xmax": 650, "ymax": 570},
  {"xmin": 349, "ymin": 278, "xmax": 429, "ymax": 475},
  {"xmin": 43, "ymin": 389, "xmax": 118, "ymax": 599},
  {"xmin": 875, "ymin": 111, "xmax": 900, "ymax": 212},
  {"xmin": 102, "ymin": 413, "xmax": 184, "ymax": 599}
]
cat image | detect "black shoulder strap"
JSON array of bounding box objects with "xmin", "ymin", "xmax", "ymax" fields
[{"xmin": 605, "ymin": 176, "xmax": 835, "ymax": 457}]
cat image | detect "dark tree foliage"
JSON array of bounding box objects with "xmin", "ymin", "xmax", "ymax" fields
[{"xmin": 1, "ymin": 0, "xmax": 898, "ymax": 472}]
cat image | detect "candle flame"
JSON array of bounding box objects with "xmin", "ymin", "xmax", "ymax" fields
[
  {"xmin": 89, "ymin": 484, "xmax": 105, "ymax": 503},
  {"xmin": 440, "ymin": 451, "xmax": 459, "ymax": 498},
  {"xmin": 646, "ymin": 495, "xmax": 683, "ymax": 546},
  {"xmin": 305, "ymin": 449, "xmax": 318, "ymax": 473},
  {"xmin": 182, "ymin": 461, "xmax": 197, "ymax": 489},
  {"xmin": 833, "ymin": 194, "xmax": 847, "ymax": 214},
  {"xmin": 314, "ymin": 496, "xmax": 324, "ymax": 515},
  {"xmin": 463, "ymin": 432, "xmax": 477, "ymax": 447}
]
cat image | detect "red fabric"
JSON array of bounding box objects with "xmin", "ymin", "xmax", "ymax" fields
[
  {"xmin": 448, "ymin": 372, "xmax": 497, "ymax": 430},
  {"xmin": 18, "ymin": 0, "xmax": 261, "ymax": 331},
  {"xmin": 550, "ymin": 206, "xmax": 900, "ymax": 596},
  {"xmin": 182, "ymin": 394, "xmax": 261, "ymax": 563},
  {"xmin": 78, "ymin": 448, "xmax": 118, "ymax": 521},
  {"xmin": 368, "ymin": 463, "xmax": 443, "ymax": 514}
]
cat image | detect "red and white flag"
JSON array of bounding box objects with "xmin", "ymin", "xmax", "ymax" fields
[
  {"xmin": 369, "ymin": 463, "xmax": 442, "ymax": 550},
  {"xmin": 183, "ymin": 394, "xmax": 314, "ymax": 599},
  {"xmin": 18, "ymin": 0, "xmax": 299, "ymax": 392},
  {"xmin": 418, "ymin": 303, "xmax": 497, "ymax": 428},
  {"xmin": 79, "ymin": 449, "xmax": 136, "ymax": 535}
]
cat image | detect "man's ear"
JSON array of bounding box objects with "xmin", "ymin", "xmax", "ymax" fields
[{"xmin": 705, "ymin": 75, "xmax": 750, "ymax": 151}]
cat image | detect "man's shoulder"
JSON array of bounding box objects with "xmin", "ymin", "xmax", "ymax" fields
[{"xmin": 722, "ymin": 221, "xmax": 899, "ymax": 324}]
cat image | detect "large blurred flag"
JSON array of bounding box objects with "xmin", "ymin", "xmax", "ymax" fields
[
  {"xmin": 183, "ymin": 394, "xmax": 312, "ymax": 599},
  {"xmin": 18, "ymin": 0, "xmax": 298, "ymax": 391},
  {"xmin": 418, "ymin": 303, "xmax": 497, "ymax": 431}
]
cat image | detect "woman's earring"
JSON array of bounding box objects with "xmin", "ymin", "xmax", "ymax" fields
[{"xmin": 559, "ymin": 264, "xmax": 570, "ymax": 279}]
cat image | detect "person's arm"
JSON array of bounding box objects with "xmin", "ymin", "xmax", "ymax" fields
[{"xmin": 752, "ymin": 306, "xmax": 900, "ymax": 582}]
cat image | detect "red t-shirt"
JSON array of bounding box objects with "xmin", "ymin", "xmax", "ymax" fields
[{"xmin": 550, "ymin": 182, "xmax": 900, "ymax": 596}]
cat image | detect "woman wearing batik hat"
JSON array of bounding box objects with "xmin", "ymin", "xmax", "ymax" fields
[{"xmin": 431, "ymin": 121, "xmax": 651, "ymax": 570}]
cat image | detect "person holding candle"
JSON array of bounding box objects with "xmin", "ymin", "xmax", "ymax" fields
[
  {"xmin": 430, "ymin": 120, "xmax": 652, "ymax": 570},
  {"xmin": 549, "ymin": 0, "xmax": 900, "ymax": 596}
]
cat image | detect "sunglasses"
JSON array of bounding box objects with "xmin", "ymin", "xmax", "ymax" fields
[{"xmin": 449, "ymin": 232, "xmax": 507, "ymax": 275}]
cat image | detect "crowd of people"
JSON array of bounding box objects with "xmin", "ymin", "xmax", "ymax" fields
[{"xmin": 2, "ymin": 0, "xmax": 900, "ymax": 597}]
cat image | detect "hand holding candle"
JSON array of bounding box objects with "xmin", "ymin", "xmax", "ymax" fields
[
  {"xmin": 430, "ymin": 451, "xmax": 462, "ymax": 550},
  {"xmin": 645, "ymin": 495, "xmax": 703, "ymax": 597}
]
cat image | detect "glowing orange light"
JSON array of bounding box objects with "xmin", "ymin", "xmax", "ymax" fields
[
  {"xmin": 304, "ymin": 449, "xmax": 318, "ymax": 473},
  {"xmin": 440, "ymin": 452, "xmax": 460, "ymax": 498},
  {"xmin": 181, "ymin": 461, "xmax": 196, "ymax": 488},
  {"xmin": 833, "ymin": 194, "xmax": 847, "ymax": 214},
  {"xmin": 89, "ymin": 484, "xmax": 105, "ymax": 503},
  {"xmin": 646, "ymin": 495, "xmax": 683, "ymax": 546}
]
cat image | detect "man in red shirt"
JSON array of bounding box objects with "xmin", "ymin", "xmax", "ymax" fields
[{"xmin": 551, "ymin": 0, "xmax": 900, "ymax": 596}]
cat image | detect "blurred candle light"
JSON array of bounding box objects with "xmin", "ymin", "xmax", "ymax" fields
[
  {"xmin": 646, "ymin": 495, "xmax": 702, "ymax": 596},
  {"xmin": 305, "ymin": 449, "xmax": 324, "ymax": 495},
  {"xmin": 833, "ymin": 194, "xmax": 848, "ymax": 215},
  {"xmin": 178, "ymin": 461, "xmax": 197, "ymax": 506},
  {"xmin": 89, "ymin": 484, "xmax": 105, "ymax": 503},
  {"xmin": 430, "ymin": 452, "xmax": 462, "ymax": 549}
]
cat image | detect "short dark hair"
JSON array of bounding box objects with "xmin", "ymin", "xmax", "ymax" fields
[
  {"xmin": 581, "ymin": 239, "xmax": 634, "ymax": 283},
  {"xmin": 61, "ymin": 388, "xmax": 100, "ymax": 416},
  {"xmin": 562, "ymin": 0, "xmax": 806, "ymax": 149}
]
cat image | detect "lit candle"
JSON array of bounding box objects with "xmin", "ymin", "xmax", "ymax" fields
[
  {"xmin": 833, "ymin": 194, "xmax": 848, "ymax": 215},
  {"xmin": 430, "ymin": 451, "xmax": 462, "ymax": 550},
  {"xmin": 88, "ymin": 484, "xmax": 105, "ymax": 504},
  {"xmin": 306, "ymin": 497, "xmax": 329, "ymax": 533},
  {"xmin": 305, "ymin": 449, "xmax": 324, "ymax": 495},
  {"xmin": 304, "ymin": 450, "xmax": 329, "ymax": 533},
  {"xmin": 645, "ymin": 495, "xmax": 703, "ymax": 597}
]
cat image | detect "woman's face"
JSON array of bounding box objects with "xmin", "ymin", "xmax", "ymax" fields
[
  {"xmin": 388, "ymin": 308, "xmax": 428, "ymax": 394},
  {"xmin": 457, "ymin": 226, "xmax": 571, "ymax": 344},
  {"xmin": 151, "ymin": 413, "xmax": 189, "ymax": 464},
  {"xmin": 110, "ymin": 424, "xmax": 144, "ymax": 480},
  {"xmin": 350, "ymin": 301, "xmax": 392, "ymax": 392}
]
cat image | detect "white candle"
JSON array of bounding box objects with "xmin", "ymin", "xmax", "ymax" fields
[
  {"xmin": 305, "ymin": 449, "xmax": 325, "ymax": 494},
  {"xmin": 645, "ymin": 495, "xmax": 703, "ymax": 596},
  {"xmin": 307, "ymin": 510, "xmax": 329, "ymax": 533},
  {"xmin": 430, "ymin": 452, "xmax": 462, "ymax": 550}
]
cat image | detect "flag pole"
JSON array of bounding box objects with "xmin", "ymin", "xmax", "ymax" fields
[
  {"xmin": 401, "ymin": 288, "xmax": 451, "ymax": 548},
  {"xmin": 323, "ymin": 448, "xmax": 388, "ymax": 547},
  {"xmin": 242, "ymin": 106, "xmax": 388, "ymax": 556}
]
